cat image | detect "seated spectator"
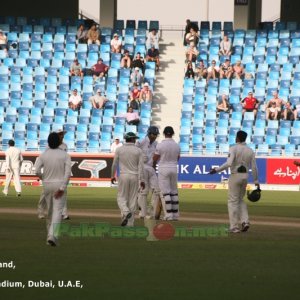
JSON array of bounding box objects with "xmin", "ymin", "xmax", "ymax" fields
[
  {"xmin": 91, "ymin": 58, "xmax": 109, "ymax": 80},
  {"xmin": 195, "ymin": 60, "xmax": 207, "ymax": 80},
  {"xmin": 111, "ymin": 33, "xmax": 122, "ymax": 53},
  {"xmin": 185, "ymin": 61, "xmax": 195, "ymax": 79},
  {"xmin": 266, "ymin": 92, "xmax": 285, "ymax": 120},
  {"xmin": 130, "ymin": 67, "xmax": 144, "ymax": 86},
  {"xmin": 111, "ymin": 138, "xmax": 123, "ymax": 153},
  {"xmin": 124, "ymin": 107, "xmax": 140, "ymax": 125},
  {"xmin": 220, "ymin": 59, "xmax": 233, "ymax": 79},
  {"xmin": 232, "ymin": 60, "xmax": 245, "ymax": 79},
  {"xmin": 217, "ymin": 94, "xmax": 230, "ymax": 112},
  {"xmin": 89, "ymin": 89, "xmax": 107, "ymax": 109},
  {"xmin": 120, "ymin": 50, "xmax": 132, "ymax": 68},
  {"xmin": 240, "ymin": 91, "xmax": 259, "ymax": 117},
  {"xmin": 146, "ymin": 29, "xmax": 160, "ymax": 50},
  {"xmin": 87, "ymin": 24, "xmax": 100, "ymax": 45},
  {"xmin": 185, "ymin": 27, "xmax": 199, "ymax": 46},
  {"xmin": 77, "ymin": 24, "xmax": 87, "ymax": 43},
  {"xmin": 139, "ymin": 82, "xmax": 153, "ymax": 102},
  {"xmin": 219, "ymin": 35, "xmax": 232, "ymax": 56},
  {"xmin": 286, "ymin": 102, "xmax": 299, "ymax": 120},
  {"xmin": 185, "ymin": 42, "xmax": 199, "ymax": 63},
  {"xmin": 69, "ymin": 59, "xmax": 83, "ymax": 77},
  {"xmin": 206, "ymin": 60, "xmax": 220, "ymax": 82},
  {"xmin": 130, "ymin": 82, "xmax": 141, "ymax": 102},
  {"xmin": 0, "ymin": 30, "xmax": 8, "ymax": 52},
  {"xmin": 68, "ymin": 89, "xmax": 82, "ymax": 111},
  {"xmin": 131, "ymin": 52, "xmax": 145, "ymax": 73},
  {"xmin": 146, "ymin": 45, "xmax": 160, "ymax": 71},
  {"xmin": 184, "ymin": 19, "xmax": 193, "ymax": 46}
]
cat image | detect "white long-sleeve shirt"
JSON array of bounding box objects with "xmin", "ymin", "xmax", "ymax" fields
[
  {"xmin": 136, "ymin": 136, "xmax": 158, "ymax": 166},
  {"xmin": 35, "ymin": 148, "xmax": 71, "ymax": 191},
  {"xmin": 5, "ymin": 146, "xmax": 23, "ymax": 170},
  {"xmin": 111, "ymin": 143, "xmax": 144, "ymax": 181},
  {"xmin": 216, "ymin": 142, "xmax": 259, "ymax": 184}
]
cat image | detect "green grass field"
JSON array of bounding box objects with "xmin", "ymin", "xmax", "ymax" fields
[{"xmin": 0, "ymin": 186, "xmax": 300, "ymax": 300}]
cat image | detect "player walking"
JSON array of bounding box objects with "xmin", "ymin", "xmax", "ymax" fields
[
  {"xmin": 35, "ymin": 132, "xmax": 71, "ymax": 246},
  {"xmin": 153, "ymin": 126, "xmax": 180, "ymax": 221},
  {"xmin": 111, "ymin": 132, "xmax": 145, "ymax": 226},
  {"xmin": 3, "ymin": 140, "xmax": 23, "ymax": 196},
  {"xmin": 209, "ymin": 130, "xmax": 259, "ymax": 233}
]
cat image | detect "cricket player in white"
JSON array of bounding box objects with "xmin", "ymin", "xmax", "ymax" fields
[
  {"xmin": 111, "ymin": 132, "xmax": 145, "ymax": 227},
  {"xmin": 3, "ymin": 140, "xmax": 23, "ymax": 196},
  {"xmin": 136, "ymin": 126, "xmax": 161, "ymax": 219},
  {"xmin": 153, "ymin": 126, "xmax": 180, "ymax": 221},
  {"xmin": 209, "ymin": 130, "xmax": 259, "ymax": 233},
  {"xmin": 37, "ymin": 129, "xmax": 70, "ymax": 220},
  {"xmin": 35, "ymin": 132, "xmax": 71, "ymax": 246}
]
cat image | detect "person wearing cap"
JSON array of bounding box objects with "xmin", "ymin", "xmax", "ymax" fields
[
  {"xmin": 240, "ymin": 92, "xmax": 259, "ymax": 118},
  {"xmin": 3, "ymin": 140, "xmax": 23, "ymax": 197},
  {"xmin": 153, "ymin": 126, "xmax": 181, "ymax": 221},
  {"xmin": 0, "ymin": 30, "xmax": 8, "ymax": 52},
  {"xmin": 131, "ymin": 52, "xmax": 145, "ymax": 73},
  {"xmin": 139, "ymin": 82, "xmax": 153, "ymax": 102},
  {"xmin": 146, "ymin": 45, "xmax": 160, "ymax": 71},
  {"xmin": 146, "ymin": 29, "xmax": 160, "ymax": 50},
  {"xmin": 209, "ymin": 130, "xmax": 259, "ymax": 233},
  {"xmin": 35, "ymin": 132, "xmax": 72, "ymax": 246},
  {"xmin": 136, "ymin": 126, "xmax": 162, "ymax": 219},
  {"xmin": 68, "ymin": 89, "xmax": 82, "ymax": 111},
  {"xmin": 87, "ymin": 23, "xmax": 100, "ymax": 45},
  {"xmin": 91, "ymin": 58, "xmax": 109, "ymax": 80},
  {"xmin": 111, "ymin": 132, "xmax": 145, "ymax": 227},
  {"xmin": 69, "ymin": 59, "xmax": 83, "ymax": 77},
  {"xmin": 111, "ymin": 33, "xmax": 122, "ymax": 53},
  {"xmin": 130, "ymin": 67, "xmax": 144, "ymax": 86},
  {"xmin": 120, "ymin": 50, "xmax": 132, "ymax": 69},
  {"xmin": 110, "ymin": 138, "xmax": 123, "ymax": 153},
  {"xmin": 89, "ymin": 89, "xmax": 108, "ymax": 109}
]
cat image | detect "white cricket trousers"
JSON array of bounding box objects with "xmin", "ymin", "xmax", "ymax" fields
[
  {"xmin": 3, "ymin": 168, "xmax": 21, "ymax": 194},
  {"xmin": 43, "ymin": 182, "xmax": 66, "ymax": 242},
  {"xmin": 38, "ymin": 189, "xmax": 68, "ymax": 216},
  {"xmin": 228, "ymin": 173, "xmax": 249, "ymax": 230},
  {"xmin": 117, "ymin": 173, "xmax": 139, "ymax": 226}
]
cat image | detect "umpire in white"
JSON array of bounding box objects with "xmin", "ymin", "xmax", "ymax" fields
[
  {"xmin": 209, "ymin": 130, "xmax": 259, "ymax": 233},
  {"xmin": 153, "ymin": 126, "xmax": 181, "ymax": 221},
  {"xmin": 3, "ymin": 140, "xmax": 23, "ymax": 196},
  {"xmin": 35, "ymin": 132, "xmax": 71, "ymax": 246},
  {"xmin": 111, "ymin": 132, "xmax": 145, "ymax": 227}
]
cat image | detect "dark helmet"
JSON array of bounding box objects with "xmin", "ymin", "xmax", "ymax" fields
[
  {"xmin": 147, "ymin": 126, "xmax": 159, "ymax": 135},
  {"xmin": 163, "ymin": 126, "xmax": 175, "ymax": 135},
  {"xmin": 247, "ymin": 188, "xmax": 261, "ymax": 202}
]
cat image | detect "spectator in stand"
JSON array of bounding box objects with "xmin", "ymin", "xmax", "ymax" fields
[
  {"xmin": 184, "ymin": 19, "xmax": 193, "ymax": 46},
  {"xmin": 111, "ymin": 138, "xmax": 123, "ymax": 153},
  {"xmin": 91, "ymin": 58, "xmax": 109, "ymax": 81},
  {"xmin": 206, "ymin": 60, "xmax": 220, "ymax": 82},
  {"xmin": 146, "ymin": 45, "xmax": 160, "ymax": 71},
  {"xmin": 89, "ymin": 89, "xmax": 108, "ymax": 109},
  {"xmin": 283, "ymin": 102, "xmax": 298, "ymax": 120},
  {"xmin": 139, "ymin": 82, "xmax": 153, "ymax": 102},
  {"xmin": 130, "ymin": 67, "xmax": 144, "ymax": 86},
  {"xmin": 195, "ymin": 60, "xmax": 207, "ymax": 80},
  {"xmin": 220, "ymin": 59, "xmax": 233, "ymax": 79},
  {"xmin": 185, "ymin": 42, "xmax": 199, "ymax": 63},
  {"xmin": 185, "ymin": 27, "xmax": 199, "ymax": 47},
  {"xmin": 217, "ymin": 94, "xmax": 230, "ymax": 112},
  {"xmin": 146, "ymin": 29, "xmax": 160, "ymax": 50},
  {"xmin": 124, "ymin": 107, "xmax": 140, "ymax": 126},
  {"xmin": 265, "ymin": 92, "xmax": 285, "ymax": 120},
  {"xmin": 68, "ymin": 89, "xmax": 82, "ymax": 111},
  {"xmin": 77, "ymin": 24, "xmax": 87, "ymax": 43},
  {"xmin": 120, "ymin": 50, "xmax": 132, "ymax": 68},
  {"xmin": 240, "ymin": 92, "xmax": 259, "ymax": 118},
  {"xmin": 0, "ymin": 30, "xmax": 8, "ymax": 52},
  {"xmin": 69, "ymin": 59, "xmax": 83, "ymax": 77},
  {"xmin": 131, "ymin": 52, "xmax": 145, "ymax": 73},
  {"xmin": 111, "ymin": 33, "xmax": 122, "ymax": 53},
  {"xmin": 232, "ymin": 60, "xmax": 245, "ymax": 79},
  {"xmin": 185, "ymin": 61, "xmax": 195, "ymax": 79},
  {"xmin": 87, "ymin": 24, "xmax": 100, "ymax": 45},
  {"xmin": 130, "ymin": 83, "xmax": 141, "ymax": 110},
  {"xmin": 219, "ymin": 35, "xmax": 232, "ymax": 56}
]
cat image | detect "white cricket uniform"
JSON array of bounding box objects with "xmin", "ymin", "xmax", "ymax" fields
[
  {"xmin": 136, "ymin": 137, "xmax": 160, "ymax": 217},
  {"xmin": 111, "ymin": 143, "xmax": 144, "ymax": 226},
  {"xmin": 3, "ymin": 146, "xmax": 23, "ymax": 195},
  {"xmin": 215, "ymin": 142, "xmax": 259, "ymax": 230},
  {"xmin": 35, "ymin": 148, "xmax": 71, "ymax": 243},
  {"xmin": 37, "ymin": 143, "xmax": 69, "ymax": 218},
  {"xmin": 155, "ymin": 138, "xmax": 180, "ymax": 220}
]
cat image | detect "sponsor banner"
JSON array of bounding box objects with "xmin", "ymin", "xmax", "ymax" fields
[
  {"xmin": 178, "ymin": 157, "xmax": 267, "ymax": 184},
  {"xmin": 266, "ymin": 158, "xmax": 300, "ymax": 185},
  {"xmin": 0, "ymin": 152, "xmax": 114, "ymax": 181}
]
